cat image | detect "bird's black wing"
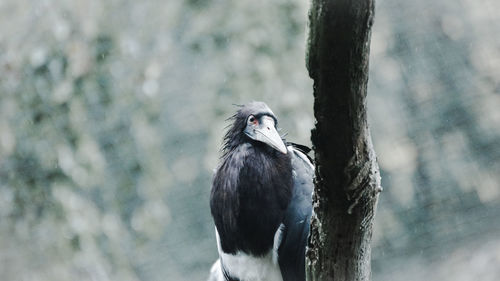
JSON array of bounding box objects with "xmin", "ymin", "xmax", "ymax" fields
[
  {"xmin": 278, "ymin": 145, "xmax": 314, "ymax": 281},
  {"xmin": 286, "ymin": 142, "xmax": 313, "ymax": 164}
]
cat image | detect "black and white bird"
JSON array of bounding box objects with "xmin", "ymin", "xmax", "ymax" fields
[{"xmin": 208, "ymin": 102, "xmax": 314, "ymax": 281}]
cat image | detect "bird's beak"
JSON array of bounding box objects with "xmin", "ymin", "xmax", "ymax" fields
[{"xmin": 246, "ymin": 117, "xmax": 288, "ymax": 154}]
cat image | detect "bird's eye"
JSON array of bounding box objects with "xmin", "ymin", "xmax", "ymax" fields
[{"xmin": 248, "ymin": 115, "xmax": 256, "ymax": 123}]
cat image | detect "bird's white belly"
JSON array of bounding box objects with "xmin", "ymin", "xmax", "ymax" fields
[
  {"xmin": 221, "ymin": 251, "xmax": 283, "ymax": 281},
  {"xmin": 214, "ymin": 229, "xmax": 283, "ymax": 281}
]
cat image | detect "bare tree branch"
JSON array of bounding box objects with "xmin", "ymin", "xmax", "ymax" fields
[{"xmin": 306, "ymin": 0, "xmax": 382, "ymax": 280}]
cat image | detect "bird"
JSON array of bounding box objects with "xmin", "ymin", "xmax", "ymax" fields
[{"xmin": 207, "ymin": 101, "xmax": 314, "ymax": 281}]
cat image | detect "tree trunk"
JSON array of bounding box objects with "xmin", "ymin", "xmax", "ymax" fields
[{"xmin": 305, "ymin": 0, "xmax": 382, "ymax": 280}]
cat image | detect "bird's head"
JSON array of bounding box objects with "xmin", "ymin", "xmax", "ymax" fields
[{"xmin": 223, "ymin": 102, "xmax": 288, "ymax": 154}]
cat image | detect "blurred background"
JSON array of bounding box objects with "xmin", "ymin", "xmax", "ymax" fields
[{"xmin": 0, "ymin": 0, "xmax": 499, "ymax": 280}]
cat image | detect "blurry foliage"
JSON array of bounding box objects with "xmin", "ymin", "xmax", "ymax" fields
[{"xmin": 0, "ymin": 0, "xmax": 499, "ymax": 281}]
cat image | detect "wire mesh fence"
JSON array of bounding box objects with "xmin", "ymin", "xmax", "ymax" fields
[{"xmin": 0, "ymin": 0, "xmax": 499, "ymax": 280}]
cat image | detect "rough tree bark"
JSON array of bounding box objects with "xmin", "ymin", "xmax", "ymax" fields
[{"xmin": 305, "ymin": 0, "xmax": 382, "ymax": 281}]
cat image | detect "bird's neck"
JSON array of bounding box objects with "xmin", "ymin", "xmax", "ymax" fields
[
  {"xmin": 211, "ymin": 142, "xmax": 293, "ymax": 256},
  {"xmin": 238, "ymin": 143, "xmax": 293, "ymax": 209}
]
